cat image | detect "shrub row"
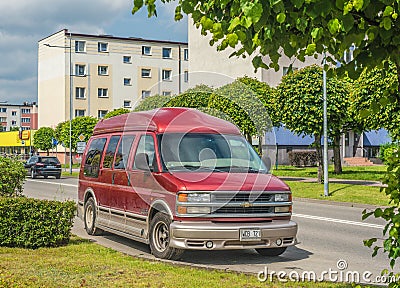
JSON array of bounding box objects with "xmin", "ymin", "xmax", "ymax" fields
[
  {"xmin": 0, "ymin": 197, "xmax": 76, "ymax": 249},
  {"xmin": 288, "ymin": 151, "xmax": 318, "ymax": 167}
]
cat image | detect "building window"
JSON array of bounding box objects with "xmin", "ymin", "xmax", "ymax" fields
[
  {"xmin": 184, "ymin": 48, "xmax": 188, "ymax": 61},
  {"xmin": 21, "ymin": 127, "xmax": 30, "ymax": 131},
  {"xmin": 124, "ymin": 78, "xmax": 131, "ymax": 86},
  {"xmin": 162, "ymin": 48, "xmax": 172, "ymax": 59},
  {"xmin": 98, "ymin": 42, "xmax": 108, "ymax": 52},
  {"xmin": 123, "ymin": 56, "xmax": 131, "ymax": 63},
  {"xmin": 75, "ymin": 64, "xmax": 86, "ymax": 76},
  {"xmin": 0, "ymin": 117, "xmax": 6, "ymax": 122},
  {"xmin": 11, "ymin": 111, "xmax": 17, "ymax": 116},
  {"xmin": 21, "ymin": 118, "xmax": 30, "ymax": 123},
  {"xmin": 21, "ymin": 108, "xmax": 30, "ymax": 114},
  {"xmin": 98, "ymin": 65, "xmax": 108, "ymax": 75},
  {"xmin": 98, "ymin": 110, "xmax": 108, "ymax": 119},
  {"xmin": 184, "ymin": 70, "xmax": 189, "ymax": 83},
  {"xmin": 75, "ymin": 41, "xmax": 86, "ymax": 52},
  {"xmin": 141, "ymin": 90, "xmax": 151, "ymax": 99},
  {"xmin": 142, "ymin": 46, "xmax": 151, "ymax": 55},
  {"xmin": 141, "ymin": 68, "xmax": 151, "ymax": 78},
  {"xmin": 11, "ymin": 120, "xmax": 17, "ymax": 126},
  {"xmin": 123, "ymin": 100, "xmax": 131, "ymax": 108},
  {"xmin": 282, "ymin": 66, "xmax": 298, "ymax": 76},
  {"xmin": 162, "ymin": 91, "xmax": 171, "ymax": 96},
  {"xmin": 162, "ymin": 69, "xmax": 172, "ymax": 81},
  {"xmin": 76, "ymin": 87, "xmax": 86, "ymax": 99},
  {"xmin": 98, "ymin": 88, "xmax": 108, "ymax": 98},
  {"xmin": 75, "ymin": 109, "xmax": 85, "ymax": 117},
  {"xmin": 0, "ymin": 108, "xmax": 6, "ymax": 113}
]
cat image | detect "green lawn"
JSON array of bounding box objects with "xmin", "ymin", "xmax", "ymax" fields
[
  {"xmin": 61, "ymin": 171, "xmax": 79, "ymax": 178},
  {"xmin": 0, "ymin": 237, "xmax": 359, "ymax": 288},
  {"xmin": 287, "ymin": 181, "xmax": 389, "ymax": 206},
  {"xmin": 273, "ymin": 165, "xmax": 388, "ymax": 182}
]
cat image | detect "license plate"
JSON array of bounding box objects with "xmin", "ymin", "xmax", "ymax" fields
[
  {"xmin": 240, "ymin": 229, "xmax": 261, "ymax": 241},
  {"xmin": 47, "ymin": 165, "xmax": 55, "ymax": 168}
]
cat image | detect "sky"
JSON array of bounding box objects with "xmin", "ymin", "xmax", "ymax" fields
[{"xmin": 0, "ymin": 0, "xmax": 188, "ymax": 105}]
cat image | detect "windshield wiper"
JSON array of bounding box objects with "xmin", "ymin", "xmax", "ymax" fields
[
  {"xmin": 215, "ymin": 166, "xmax": 265, "ymax": 173},
  {"xmin": 167, "ymin": 165, "xmax": 224, "ymax": 172}
]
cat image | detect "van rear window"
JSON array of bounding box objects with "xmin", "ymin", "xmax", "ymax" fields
[{"xmin": 84, "ymin": 138, "xmax": 107, "ymax": 178}]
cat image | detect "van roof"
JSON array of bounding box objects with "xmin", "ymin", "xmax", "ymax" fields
[{"xmin": 93, "ymin": 108, "xmax": 241, "ymax": 135}]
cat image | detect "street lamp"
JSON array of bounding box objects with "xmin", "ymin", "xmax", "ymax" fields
[{"xmin": 44, "ymin": 32, "xmax": 73, "ymax": 175}]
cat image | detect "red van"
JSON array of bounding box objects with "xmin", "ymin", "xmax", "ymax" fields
[{"xmin": 78, "ymin": 108, "xmax": 297, "ymax": 260}]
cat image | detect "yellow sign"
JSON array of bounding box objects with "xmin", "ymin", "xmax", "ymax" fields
[
  {"xmin": 0, "ymin": 131, "xmax": 35, "ymax": 147},
  {"xmin": 21, "ymin": 130, "xmax": 30, "ymax": 140}
]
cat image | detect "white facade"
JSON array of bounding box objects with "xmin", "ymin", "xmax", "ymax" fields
[{"xmin": 38, "ymin": 29, "xmax": 189, "ymax": 128}]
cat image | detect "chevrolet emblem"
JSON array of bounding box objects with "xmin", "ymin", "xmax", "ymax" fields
[{"xmin": 241, "ymin": 202, "xmax": 252, "ymax": 208}]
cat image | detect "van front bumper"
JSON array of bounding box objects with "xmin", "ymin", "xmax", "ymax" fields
[{"xmin": 169, "ymin": 220, "xmax": 297, "ymax": 250}]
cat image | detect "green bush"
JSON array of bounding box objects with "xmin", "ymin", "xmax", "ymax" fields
[
  {"xmin": 0, "ymin": 156, "xmax": 26, "ymax": 197},
  {"xmin": 380, "ymin": 143, "xmax": 399, "ymax": 164},
  {"xmin": 288, "ymin": 151, "xmax": 318, "ymax": 167},
  {"xmin": 0, "ymin": 197, "xmax": 76, "ymax": 249}
]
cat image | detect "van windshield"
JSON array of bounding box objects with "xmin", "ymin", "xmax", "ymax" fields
[{"xmin": 158, "ymin": 133, "xmax": 268, "ymax": 173}]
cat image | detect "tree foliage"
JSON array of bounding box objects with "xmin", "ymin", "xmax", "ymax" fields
[
  {"xmin": 351, "ymin": 62, "xmax": 400, "ymax": 139},
  {"xmin": 104, "ymin": 108, "xmax": 130, "ymax": 119},
  {"xmin": 166, "ymin": 84, "xmax": 213, "ymax": 108},
  {"xmin": 0, "ymin": 156, "xmax": 25, "ymax": 197},
  {"xmin": 275, "ymin": 65, "xmax": 352, "ymax": 178},
  {"xmin": 133, "ymin": 95, "xmax": 172, "ymax": 112},
  {"xmin": 33, "ymin": 127, "xmax": 55, "ymax": 154},
  {"xmin": 56, "ymin": 117, "xmax": 98, "ymax": 151}
]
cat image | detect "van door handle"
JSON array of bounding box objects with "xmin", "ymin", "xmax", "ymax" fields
[{"xmin": 112, "ymin": 173, "xmax": 115, "ymax": 185}]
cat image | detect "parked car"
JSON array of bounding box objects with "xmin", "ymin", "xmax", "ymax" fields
[
  {"xmin": 24, "ymin": 156, "xmax": 62, "ymax": 179},
  {"xmin": 78, "ymin": 108, "xmax": 297, "ymax": 260}
]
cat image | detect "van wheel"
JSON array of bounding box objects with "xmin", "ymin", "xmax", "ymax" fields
[
  {"xmin": 149, "ymin": 212, "xmax": 184, "ymax": 260},
  {"xmin": 255, "ymin": 247, "xmax": 287, "ymax": 257},
  {"xmin": 84, "ymin": 198, "xmax": 102, "ymax": 236}
]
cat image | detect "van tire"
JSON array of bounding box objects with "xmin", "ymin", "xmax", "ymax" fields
[
  {"xmin": 84, "ymin": 198, "xmax": 102, "ymax": 236},
  {"xmin": 255, "ymin": 247, "xmax": 287, "ymax": 257},
  {"xmin": 149, "ymin": 212, "xmax": 184, "ymax": 260}
]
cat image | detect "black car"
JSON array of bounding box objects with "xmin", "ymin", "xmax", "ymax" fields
[{"xmin": 25, "ymin": 156, "xmax": 62, "ymax": 179}]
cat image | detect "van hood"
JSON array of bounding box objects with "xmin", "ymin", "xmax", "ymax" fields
[{"xmin": 160, "ymin": 172, "xmax": 289, "ymax": 192}]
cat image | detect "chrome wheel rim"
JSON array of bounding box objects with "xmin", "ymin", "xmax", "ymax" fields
[
  {"xmin": 85, "ymin": 204, "xmax": 94, "ymax": 228},
  {"xmin": 153, "ymin": 221, "xmax": 169, "ymax": 252}
]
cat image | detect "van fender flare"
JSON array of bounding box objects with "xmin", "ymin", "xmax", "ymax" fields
[
  {"xmin": 83, "ymin": 188, "xmax": 97, "ymax": 206},
  {"xmin": 146, "ymin": 200, "xmax": 173, "ymax": 233}
]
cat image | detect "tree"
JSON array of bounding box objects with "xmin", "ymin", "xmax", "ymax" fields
[
  {"xmin": 104, "ymin": 108, "xmax": 130, "ymax": 119},
  {"xmin": 33, "ymin": 127, "xmax": 55, "ymax": 156},
  {"xmin": 209, "ymin": 80, "xmax": 272, "ymax": 144},
  {"xmin": 0, "ymin": 156, "xmax": 25, "ymax": 197},
  {"xmin": 133, "ymin": 95, "xmax": 172, "ymax": 112},
  {"xmin": 165, "ymin": 84, "xmax": 213, "ymax": 108},
  {"xmin": 275, "ymin": 66, "xmax": 352, "ymax": 180},
  {"xmin": 56, "ymin": 117, "xmax": 98, "ymax": 151},
  {"xmin": 351, "ymin": 62, "xmax": 400, "ymax": 139}
]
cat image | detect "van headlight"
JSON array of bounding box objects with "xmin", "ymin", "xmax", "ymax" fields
[
  {"xmin": 178, "ymin": 193, "xmax": 210, "ymax": 203},
  {"xmin": 274, "ymin": 194, "xmax": 290, "ymax": 202}
]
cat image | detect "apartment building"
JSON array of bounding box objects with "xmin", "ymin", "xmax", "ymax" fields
[
  {"xmin": 0, "ymin": 102, "xmax": 38, "ymax": 131},
  {"xmin": 38, "ymin": 29, "xmax": 189, "ymax": 128}
]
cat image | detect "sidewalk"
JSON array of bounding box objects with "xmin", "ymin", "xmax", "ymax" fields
[{"xmin": 278, "ymin": 176, "xmax": 385, "ymax": 187}]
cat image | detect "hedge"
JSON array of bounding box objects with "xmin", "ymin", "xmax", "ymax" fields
[
  {"xmin": 288, "ymin": 151, "xmax": 318, "ymax": 167},
  {"xmin": 0, "ymin": 197, "xmax": 76, "ymax": 249}
]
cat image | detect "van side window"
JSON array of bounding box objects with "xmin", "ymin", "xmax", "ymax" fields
[
  {"xmin": 114, "ymin": 135, "xmax": 135, "ymax": 169},
  {"xmin": 133, "ymin": 135, "xmax": 156, "ymax": 171},
  {"xmin": 103, "ymin": 136, "xmax": 120, "ymax": 169},
  {"xmin": 84, "ymin": 138, "xmax": 107, "ymax": 178}
]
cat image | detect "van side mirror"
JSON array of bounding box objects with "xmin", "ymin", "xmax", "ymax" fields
[{"xmin": 135, "ymin": 153, "xmax": 150, "ymax": 171}]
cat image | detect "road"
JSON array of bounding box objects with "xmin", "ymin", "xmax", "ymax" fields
[{"xmin": 23, "ymin": 177, "xmax": 392, "ymax": 285}]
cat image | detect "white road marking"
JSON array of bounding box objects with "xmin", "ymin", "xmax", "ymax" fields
[
  {"xmin": 26, "ymin": 179, "xmax": 78, "ymax": 188},
  {"xmin": 24, "ymin": 179, "xmax": 385, "ymax": 229},
  {"xmin": 292, "ymin": 213, "xmax": 384, "ymax": 229}
]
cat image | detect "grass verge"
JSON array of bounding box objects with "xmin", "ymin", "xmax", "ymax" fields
[
  {"xmin": 0, "ymin": 236, "xmax": 356, "ymax": 288},
  {"xmin": 273, "ymin": 165, "xmax": 387, "ymax": 182},
  {"xmin": 287, "ymin": 181, "xmax": 388, "ymax": 206},
  {"xmin": 61, "ymin": 171, "xmax": 79, "ymax": 178}
]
